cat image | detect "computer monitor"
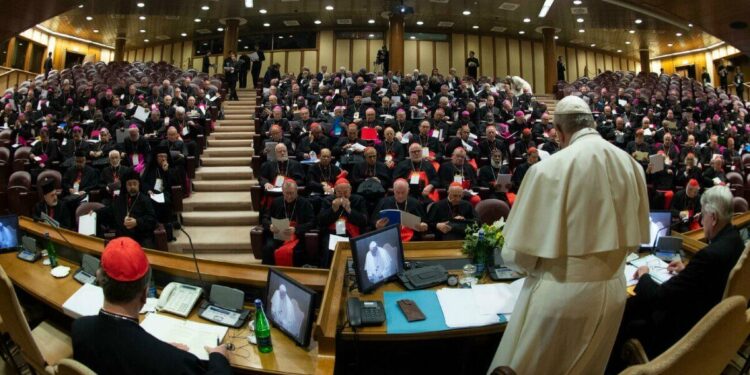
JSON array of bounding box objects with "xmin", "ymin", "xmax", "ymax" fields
[
  {"xmin": 0, "ymin": 215, "xmax": 19, "ymax": 253},
  {"xmin": 265, "ymin": 268, "xmax": 316, "ymax": 347},
  {"xmin": 641, "ymin": 211, "xmax": 672, "ymax": 249},
  {"xmin": 349, "ymin": 224, "xmax": 405, "ymax": 294}
]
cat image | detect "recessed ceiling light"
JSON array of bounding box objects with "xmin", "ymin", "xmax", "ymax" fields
[
  {"xmin": 368, "ymin": 19, "xmax": 375, "ymax": 24},
  {"xmin": 462, "ymin": 10, "xmax": 471, "ymax": 15},
  {"xmin": 238, "ymin": 39, "xmax": 242, "ymax": 42},
  {"xmin": 409, "ymin": 35, "xmax": 416, "ymax": 39},
  {"xmin": 625, "ymin": 41, "xmax": 631, "ymax": 44},
  {"xmin": 263, "ymin": 23, "xmax": 270, "ymax": 27},
  {"xmin": 573, "ymin": 0, "xmax": 582, "ymax": 4},
  {"xmin": 668, "ymin": 43, "xmax": 673, "ymax": 47},
  {"xmin": 244, "ymin": 46, "xmax": 249, "ymax": 49},
  {"xmin": 194, "ymin": 18, "xmax": 201, "ymax": 22},
  {"xmin": 85, "ymin": 16, "xmax": 93, "ymax": 21},
  {"xmin": 523, "ymin": 18, "xmax": 531, "ymax": 23},
  {"xmin": 181, "ymin": 32, "xmax": 187, "ymax": 37},
  {"xmin": 688, "ymin": 23, "xmax": 693, "ymax": 27},
  {"xmin": 314, "ymin": 20, "xmax": 321, "ymax": 24},
  {"xmin": 279, "ymin": 36, "xmax": 284, "ymax": 39},
  {"xmin": 472, "ymin": 25, "xmax": 479, "ymax": 29},
  {"xmin": 139, "ymin": 16, "xmax": 146, "ymax": 20},
  {"xmin": 259, "ymin": 9, "xmax": 267, "ymax": 14},
  {"xmin": 579, "ymin": 29, "xmax": 585, "ymax": 33},
  {"xmin": 369, "ymin": 34, "xmax": 375, "ymax": 37},
  {"xmin": 93, "ymin": 29, "xmax": 99, "ymax": 33},
  {"xmin": 617, "ymin": 49, "xmax": 622, "ymax": 52},
  {"xmin": 675, "ymin": 32, "xmax": 682, "ymax": 36},
  {"xmin": 201, "ymin": 5, "xmax": 209, "ymax": 10},
  {"xmin": 139, "ymin": 29, "xmax": 146, "ymax": 33},
  {"xmin": 576, "ymin": 18, "xmax": 584, "ymax": 23},
  {"xmin": 416, "ymin": 20, "xmax": 424, "ymax": 25},
  {"xmin": 634, "ymin": 19, "xmax": 642, "ymax": 24},
  {"xmin": 136, "ymin": 2, "xmax": 145, "ymax": 8},
  {"xmin": 78, "ymin": 4, "xmax": 84, "ymax": 8},
  {"xmin": 629, "ymin": 29, "xmax": 635, "ymax": 34},
  {"xmin": 325, "ymin": 5, "xmax": 334, "ymax": 10},
  {"xmin": 217, "ymin": 27, "xmax": 224, "ymax": 32},
  {"xmin": 519, "ymin": 30, "xmax": 525, "ymax": 34},
  {"xmin": 144, "ymin": 39, "xmax": 149, "ymax": 42},
  {"xmin": 554, "ymin": 35, "xmax": 559, "ymax": 40},
  {"xmin": 590, "ymin": 43, "xmax": 596, "ymax": 47}
]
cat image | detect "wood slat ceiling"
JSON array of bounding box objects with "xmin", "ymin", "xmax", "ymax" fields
[{"xmin": 12, "ymin": 0, "xmax": 743, "ymax": 60}]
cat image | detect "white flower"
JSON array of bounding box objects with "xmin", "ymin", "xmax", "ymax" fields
[{"xmin": 492, "ymin": 217, "xmax": 506, "ymax": 229}]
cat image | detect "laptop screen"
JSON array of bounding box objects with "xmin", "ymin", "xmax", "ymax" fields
[{"xmin": 641, "ymin": 211, "xmax": 672, "ymax": 248}]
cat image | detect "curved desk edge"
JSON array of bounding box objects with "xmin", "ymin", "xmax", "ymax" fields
[{"xmin": 674, "ymin": 212, "xmax": 750, "ymax": 254}]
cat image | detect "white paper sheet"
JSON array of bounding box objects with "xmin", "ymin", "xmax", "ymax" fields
[
  {"xmin": 328, "ymin": 234, "xmax": 349, "ymax": 251},
  {"xmin": 629, "ymin": 255, "xmax": 674, "ymax": 284},
  {"xmin": 140, "ymin": 313, "xmax": 227, "ymax": 361},
  {"xmin": 272, "ymin": 218, "xmax": 291, "ymax": 241},
  {"xmin": 150, "ymin": 193, "xmax": 165, "ymax": 203},
  {"xmin": 495, "ymin": 174, "xmax": 512, "ymax": 192},
  {"xmin": 78, "ymin": 212, "xmax": 97, "ymax": 236},
  {"xmin": 400, "ymin": 210, "xmax": 422, "ymax": 230},
  {"xmin": 649, "ymin": 154, "xmax": 665, "ymax": 173},
  {"xmin": 62, "ymin": 283, "xmax": 104, "ymax": 318},
  {"xmin": 134, "ymin": 106, "xmax": 149, "ymax": 122},
  {"xmin": 436, "ymin": 288, "xmax": 502, "ymax": 328}
]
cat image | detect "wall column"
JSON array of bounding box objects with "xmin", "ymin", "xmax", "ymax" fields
[
  {"xmin": 542, "ymin": 27, "xmax": 557, "ymax": 94},
  {"xmin": 639, "ymin": 49, "xmax": 650, "ymax": 74},
  {"xmin": 388, "ymin": 14, "xmax": 404, "ymax": 74},
  {"xmin": 223, "ymin": 19, "xmax": 240, "ymax": 57},
  {"xmin": 114, "ymin": 37, "xmax": 126, "ymax": 62}
]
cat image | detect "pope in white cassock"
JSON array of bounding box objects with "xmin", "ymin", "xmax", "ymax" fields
[
  {"xmin": 488, "ymin": 96, "xmax": 649, "ymax": 374},
  {"xmin": 0, "ymin": 220, "xmax": 15, "ymax": 249},
  {"xmin": 270, "ymin": 284, "xmax": 304, "ymax": 336},
  {"xmin": 364, "ymin": 241, "xmax": 395, "ymax": 284}
]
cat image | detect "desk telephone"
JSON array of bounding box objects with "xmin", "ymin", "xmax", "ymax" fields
[
  {"xmin": 347, "ymin": 297, "xmax": 385, "ymax": 327},
  {"xmin": 157, "ymin": 282, "xmax": 203, "ymax": 317}
]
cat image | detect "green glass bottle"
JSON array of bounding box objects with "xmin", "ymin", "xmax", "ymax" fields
[
  {"xmin": 45, "ymin": 233, "xmax": 58, "ymax": 268},
  {"xmin": 254, "ymin": 299, "xmax": 273, "ymax": 353}
]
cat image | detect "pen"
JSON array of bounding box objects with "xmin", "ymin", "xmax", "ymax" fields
[{"xmin": 217, "ymin": 336, "xmax": 220, "ymax": 346}]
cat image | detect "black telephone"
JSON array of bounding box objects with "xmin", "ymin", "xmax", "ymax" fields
[{"xmin": 347, "ymin": 297, "xmax": 386, "ymax": 327}]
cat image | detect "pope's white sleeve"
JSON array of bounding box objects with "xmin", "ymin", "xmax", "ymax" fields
[{"xmin": 501, "ymin": 247, "xmax": 538, "ymax": 273}]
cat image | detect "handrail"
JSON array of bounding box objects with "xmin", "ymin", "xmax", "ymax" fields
[{"xmin": 0, "ymin": 68, "xmax": 39, "ymax": 92}]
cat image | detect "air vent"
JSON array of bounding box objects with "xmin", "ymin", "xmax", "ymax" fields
[
  {"xmin": 430, "ymin": 0, "xmax": 450, "ymax": 3},
  {"xmin": 109, "ymin": 14, "xmax": 125, "ymax": 19},
  {"xmin": 283, "ymin": 20, "xmax": 300, "ymax": 26},
  {"xmin": 337, "ymin": 19, "xmax": 352, "ymax": 25},
  {"xmin": 569, "ymin": 39, "xmax": 583, "ymax": 44},
  {"xmin": 437, "ymin": 21, "xmax": 454, "ymax": 27},
  {"xmin": 571, "ymin": 7, "xmax": 588, "ymax": 15},
  {"xmin": 155, "ymin": 35, "xmax": 170, "ymax": 40},
  {"xmin": 491, "ymin": 26, "xmax": 507, "ymax": 32},
  {"xmin": 165, "ymin": 15, "xmax": 180, "ymax": 20},
  {"xmin": 281, "ymin": 0, "xmax": 299, "ymax": 2},
  {"xmin": 499, "ymin": 3, "xmax": 520, "ymax": 11},
  {"xmin": 195, "ymin": 29, "xmax": 212, "ymax": 34}
]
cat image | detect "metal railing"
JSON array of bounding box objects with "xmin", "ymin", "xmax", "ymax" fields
[{"xmin": 0, "ymin": 68, "xmax": 39, "ymax": 92}]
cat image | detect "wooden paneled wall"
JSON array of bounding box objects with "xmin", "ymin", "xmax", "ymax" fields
[
  {"xmin": 650, "ymin": 44, "xmax": 741, "ymax": 84},
  {"xmin": 3, "ymin": 27, "xmax": 114, "ymax": 73}
]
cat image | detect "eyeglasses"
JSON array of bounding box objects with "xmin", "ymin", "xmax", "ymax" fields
[{"xmin": 366, "ymin": 154, "xmax": 377, "ymax": 158}]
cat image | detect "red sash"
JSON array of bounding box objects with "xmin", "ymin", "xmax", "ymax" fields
[
  {"xmin": 429, "ymin": 151, "xmax": 440, "ymax": 172},
  {"xmin": 274, "ymin": 220, "xmax": 298, "ymax": 266},
  {"xmin": 468, "ymin": 159, "xmax": 478, "ymax": 171},
  {"xmin": 656, "ymin": 190, "xmax": 674, "ymax": 210},
  {"xmin": 414, "ymin": 171, "xmax": 439, "ymax": 202},
  {"xmin": 400, "ymin": 226, "xmax": 414, "ymax": 242},
  {"xmin": 688, "ymin": 209, "xmax": 701, "ymax": 231}
]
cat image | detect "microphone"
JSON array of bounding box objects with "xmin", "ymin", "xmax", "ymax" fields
[
  {"xmin": 175, "ymin": 214, "xmax": 207, "ymax": 296},
  {"xmin": 33, "ymin": 215, "xmax": 77, "ymax": 262}
]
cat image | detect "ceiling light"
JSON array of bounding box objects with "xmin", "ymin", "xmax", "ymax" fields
[
  {"xmin": 625, "ymin": 41, "xmax": 631, "ymax": 44},
  {"xmin": 554, "ymin": 35, "xmax": 559, "ymax": 40},
  {"xmin": 78, "ymin": 4, "xmax": 84, "ymax": 8},
  {"xmin": 409, "ymin": 36, "xmax": 416, "ymax": 39},
  {"xmin": 573, "ymin": 0, "xmax": 582, "ymax": 4},
  {"xmin": 201, "ymin": 5, "xmax": 209, "ymax": 10},
  {"xmin": 93, "ymin": 29, "xmax": 99, "ymax": 33},
  {"xmin": 590, "ymin": 43, "xmax": 596, "ymax": 47},
  {"xmin": 579, "ymin": 29, "xmax": 585, "ymax": 33},
  {"xmin": 472, "ymin": 25, "xmax": 479, "ymax": 29},
  {"xmin": 263, "ymin": 23, "xmax": 270, "ymax": 27},
  {"xmin": 416, "ymin": 20, "xmax": 424, "ymax": 25},
  {"xmin": 144, "ymin": 39, "xmax": 149, "ymax": 42},
  {"xmin": 368, "ymin": 19, "xmax": 375, "ymax": 24},
  {"xmin": 634, "ymin": 19, "xmax": 642, "ymax": 24},
  {"xmin": 617, "ymin": 49, "xmax": 622, "ymax": 52},
  {"xmin": 259, "ymin": 9, "xmax": 267, "ymax": 14},
  {"xmin": 519, "ymin": 31, "xmax": 525, "ymax": 34},
  {"xmin": 629, "ymin": 29, "xmax": 635, "ymax": 34},
  {"xmin": 688, "ymin": 23, "xmax": 693, "ymax": 27},
  {"xmin": 523, "ymin": 18, "xmax": 531, "ymax": 23},
  {"xmin": 325, "ymin": 5, "xmax": 334, "ymax": 10},
  {"xmin": 139, "ymin": 29, "xmax": 146, "ymax": 33},
  {"xmin": 181, "ymin": 33, "xmax": 187, "ymax": 37},
  {"xmin": 238, "ymin": 39, "xmax": 242, "ymax": 42},
  {"xmin": 279, "ymin": 36, "xmax": 284, "ymax": 39},
  {"xmin": 85, "ymin": 16, "xmax": 93, "ymax": 21},
  {"xmin": 136, "ymin": 2, "xmax": 145, "ymax": 8},
  {"xmin": 139, "ymin": 16, "xmax": 146, "ymax": 20},
  {"xmin": 314, "ymin": 20, "xmax": 321, "ymax": 24},
  {"xmin": 538, "ymin": 0, "xmax": 555, "ymax": 18},
  {"xmin": 576, "ymin": 18, "xmax": 584, "ymax": 23},
  {"xmin": 369, "ymin": 34, "xmax": 375, "ymax": 37},
  {"xmin": 194, "ymin": 18, "xmax": 201, "ymax": 22},
  {"xmin": 462, "ymin": 10, "xmax": 471, "ymax": 15},
  {"xmin": 667, "ymin": 43, "xmax": 673, "ymax": 47},
  {"xmin": 217, "ymin": 27, "xmax": 224, "ymax": 32},
  {"xmin": 244, "ymin": 46, "xmax": 249, "ymax": 49},
  {"xmin": 245, "ymin": 0, "xmax": 253, "ymax": 7},
  {"xmin": 675, "ymin": 32, "xmax": 682, "ymax": 36}
]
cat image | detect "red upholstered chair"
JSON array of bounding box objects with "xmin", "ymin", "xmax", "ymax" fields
[
  {"xmin": 7, "ymin": 171, "xmax": 34, "ymax": 217},
  {"xmin": 36, "ymin": 169, "xmax": 62, "ymax": 198},
  {"xmin": 742, "ymin": 153, "xmax": 750, "ymax": 175},
  {"xmin": 733, "ymin": 196, "xmax": 749, "ymax": 214},
  {"xmin": 475, "ymin": 199, "xmax": 510, "ymax": 225},
  {"xmin": 0, "ymin": 129, "xmax": 11, "ymax": 149},
  {"xmin": 249, "ymin": 226, "xmax": 319, "ymax": 264},
  {"xmin": 726, "ymin": 172, "xmax": 745, "ymax": 198}
]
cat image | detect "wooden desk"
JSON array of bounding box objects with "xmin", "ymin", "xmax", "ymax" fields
[
  {"xmin": 314, "ymin": 241, "xmax": 506, "ymax": 373},
  {"xmin": 0, "ymin": 252, "xmax": 319, "ymax": 374},
  {"xmin": 674, "ymin": 212, "xmax": 750, "ymax": 253}
]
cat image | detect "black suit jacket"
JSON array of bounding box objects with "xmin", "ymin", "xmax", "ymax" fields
[
  {"xmin": 426, "ymin": 199, "xmax": 476, "ymax": 240},
  {"xmin": 96, "ymin": 192, "xmax": 158, "ymax": 246},
  {"xmin": 62, "ymin": 165, "xmax": 99, "ymax": 194}
]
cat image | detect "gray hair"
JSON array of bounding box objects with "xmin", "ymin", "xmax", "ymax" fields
[
  {"xmin": 701, "ymin": 185, "xmax": 733, "ymax": 223},
  {"xmin": 175, "ymin": 106, "xmax": 185, "ymax": 115},
  {"xmin": 554, "ymin": 113, "xmax": 595, "ymax": 135}
]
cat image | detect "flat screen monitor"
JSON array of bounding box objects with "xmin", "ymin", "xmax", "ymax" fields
[
  {"xmin": 349, "ymin": 224, "xmax": 405, "ymax": 294},
  {"xmin": 265, "ymin": 268, "xmax": 316, "ymax": 347},
  {"xmin": 641, "ymin": 211, "xmax": 672, "ymax": 248},
  {"xmin": 0, "ymin": 215, "xmax": 19, "ymax": 253}
]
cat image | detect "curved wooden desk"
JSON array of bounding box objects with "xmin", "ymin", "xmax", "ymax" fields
[{"xmin": 674, "ymin": 212, "xmax": 750, "ymax": 253}]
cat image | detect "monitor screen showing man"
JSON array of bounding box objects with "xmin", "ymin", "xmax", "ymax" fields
[
  {"xmin": 641, "ymin": 211, "xmax": 672, "ymax": 248},
  {"xmin": 350, "ymin": 224, "xmax": 404, "ymax": 294},
  {"xmin": 0, "ymin": 215, "xmax": 19, "ymax": 252},
  {"xmin": 265, "ymin": 268, "xmax": 316, "ymax": 347}
]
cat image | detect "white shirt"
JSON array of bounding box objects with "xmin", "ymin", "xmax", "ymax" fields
[
  {"xmin": 270, "ymin": 290, "xmax": 303, "ymax": 335},
  {"xmin": 364, "ymin": 246, "xmax": 395, "ymax": 284}
]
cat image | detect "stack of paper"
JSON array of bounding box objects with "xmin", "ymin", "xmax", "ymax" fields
[
  {"xmin": 63, "ymin": 283, "xmax": 104, "ymax": 318},
  {"xmin": 436, "ymin": 278, "xmax": 525, "ymax": 328},
  {"xmin": 629, "ymin": 255, "xmax": 674, "ymax": 284},
  {"xmin": 140, "ymin": 313, "xmax": 228, "ymax": 361}
]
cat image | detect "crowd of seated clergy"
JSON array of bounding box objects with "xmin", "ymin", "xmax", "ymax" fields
[{"xmin": 3, "ymin": 60, "xmax": 222, "ymax": 248}]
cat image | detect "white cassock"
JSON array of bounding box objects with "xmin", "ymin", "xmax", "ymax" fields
[
  {"xmin": 510, "ymin": 76, "xmax": 533, "ymax": 97},
  {"xmin": 0, "ymin": 225, "xmax": 13, "ymax": 249},
  {"xmin": 364, "ymin": 246, "xmax": 394, "ymax": 284},
  {"xmin": 488, "ymin": 126, "xmax": 649, "ymax": 374},
  {"xmin": 270, "ymin": 289, "xmax": 303, "ymax": 335}
]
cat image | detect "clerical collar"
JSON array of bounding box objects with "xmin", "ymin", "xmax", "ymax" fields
[
  {"xmin": 99, "ymin": 309, "xmax": 139, "ymax": 324},
  {"xmin": 568, "ymin": 127, "xmax": 599, "ymax": 146}
]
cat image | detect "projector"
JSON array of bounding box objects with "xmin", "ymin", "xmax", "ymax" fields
[{"xmin": 391, "ymin": 4, "xmax": 415, "ymax": 14}]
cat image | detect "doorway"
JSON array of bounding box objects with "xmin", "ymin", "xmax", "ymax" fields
[
  {"xmin": 675, "ymin": 64, "xmax": 696, "ymax": 80},
  {"xmin": 64, "ymin": 51, "xmax": 85, "ymax": 69},
  {"xmin": 29, "ymin": 43, "xmax": 45, "ymax": 73}
]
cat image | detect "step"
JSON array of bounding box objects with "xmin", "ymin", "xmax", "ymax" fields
[
  {"xmin": 193, "ymin": 179, "xmax": 258, "ymax": 192},
  {"xmin": 168, "ymin": 226, "xmax": 253, "ymax": 254},
  {"xmin": 224, "ymin": 101, "xmax": 256, "ymax": 107},
  {"xmin": 224, "ymin": 114, "xmax": 254, "ymax": 120},
  {"xmin": 214, "ymin": 125, "xmax": 254, "ymax": 133},
  {"xmin": 204, "ymin": 147, "xmax": 253, "ymax": 157},
  {"xmin": 209, "ymin": 132, "xmax": 255, "ymax": 140},
  {"xmin": 181, "ymin": 210, "xmax": 259, "ymax": 226},
  {"xmin": 224, "ymin": 109, "xmax": 255, "ymax": 115},
  {"xmin": 195, "ymin": 166, "xmax": 254, "ymax": 180},
  {"xmin": 182, "ymin": 191, "xmax": 252, "ymax": 211},
  {"xmin": 202, "ymin": 156, "xmax": 253, "ymax": 166},
  {"xmin": 208, "ymin": 139, "xmax": 253, "ymax": 147},
  {"xmin": 217, "ymin": 119, "xmax": 255, "ymax": 126}
]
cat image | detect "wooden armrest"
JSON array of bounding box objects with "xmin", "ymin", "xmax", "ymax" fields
[
  {"xmin": 621, "ymin": 338, "xmax": 649, "ymax": 366},
  {"xmin": 304, "ymin": 231, "xmax": 320, "ymax": 262}
]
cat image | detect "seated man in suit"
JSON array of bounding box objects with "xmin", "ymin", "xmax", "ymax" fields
[
  {"xmin": 371, "ymin": 178, "xmax": 429, "ymax": 242},
  {"xmin": 610, "ymin": 185, "xmax": 744, "ymax": 371},
  {"xmin": 701, "ymin": 156, "xmax": 727, "ymax": 189},
  {"xmin": 377, "ymin": 127, "xmax": 405, "ymax": 169},
  {"xmin": 512, "ymin": 147, "xmax": 539, "ymax": 188},
  {"xmin": 72, "ymin": 237, "xmax": 230, "ymax": 374},
  {"xmin": 477, "ymin": 148, "xmax": 514, "ymax": 203},
  {"xmin": 438, "ymin": 147, "xmax": 480, "ymax": 205},
  {"xmin": 670, "ymin": 179, "xmax": 702, "ymax": 233},
  {"xmin": 296, "ymin": 122, "xmax": 329, "ymax": 161},
  {"xmin": 97, "ymin": 169, "xmax": 158, "ymax": 248},
  {"xmin": 318, "ymin": 178, "xmax": 368, "ymax": 267},
  {"xmin": 61, "ymin": 126, "xmax": 91, "ymax": 168},
  {"xmin": 261, "ymin": 179, "xmax": 316, "ymax": 266},
  {"xmin": 393, "ymin": 142, "xmax": 440, "ymax": 204},
  {"xmin": 259, "ymin": 143, "xmax": 305, "ymax": 207},
  {"xmin": 62, "ymin": 149, "xmax": 99, "ymax": 200},
  {"xmin": 351, "ymin": 147, "xmax": 391, "ymax": 192},
  {"xmin": 33, "ymin": 178, "xmax": 73, "ymax": 229},
  {"xmin": 30, "ymin": 126, "xmax": 61, "ymax": 170},
  {"xmin": 100, "ymin": 150, "xmax": 132, "ymax": 203},
  {"xmin": 426, "ymin": 183, "xmax": 477, "ymax": 240}
]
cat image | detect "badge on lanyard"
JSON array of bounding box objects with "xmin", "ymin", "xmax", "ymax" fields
[
  {"xmin": 385, "ymin": 154, "xmax": 393, "ymax": 163},
  {"xmin": 410, "ymin": 172, "xmax": 420, "ymax": 185},
  {"xmin": 274, "ymin": 175, "xmax": 285, "ymax": 187},
  {"xmin": 73, "ymin": 182, "xmax": 80, "ymax": 192},
  {"xmin": 335, "ymin": 219, "xmax": 346, "ymax": 235},
  {"xmin": 421, "ymin": 147, "xmax": 429, "ymax": 158},
  {"xmin": 131, "ymin": 154, "xmax": 139, "ymax": 165},
  {"xmin": 453, "ymin": 175, "xmax": 463, "ymax": 184},
  {"xmin": 353, "ymin": 112, "xmax": 360, "ymax": 120},
  {"xmin": 154, "ymin": 178, "xmax": 163, "ymax": 193}
]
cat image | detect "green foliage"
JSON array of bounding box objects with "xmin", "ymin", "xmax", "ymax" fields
[{"xmin": 462, "ymin": 218, "xmax": 505, "ymax": 265}]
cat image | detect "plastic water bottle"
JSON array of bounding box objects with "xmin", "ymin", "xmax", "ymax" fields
[
  {"xmin": 254, "ymin": 299, "xmax": 273, "ymax": 353},
  {"xmin": 309, "ymin": 150, "xmax": 317, "ymax": 161},
  {"xmin": 45, "ymin": 233, "xmax": 58, "ymax": 268},
  {"xmin": 148, "ymin": 280, "xmax": 157, "ymax": 298}
]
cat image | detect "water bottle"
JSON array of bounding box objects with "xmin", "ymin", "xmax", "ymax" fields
[
  {"xmin": 148, "ymin": 280, "xmax": 157, "ymax": 298},
  {"xmin": 309, "ymin": 150, "xmax": 317, "ymax": 161},
  {"xmin": 254, "ymin": 299, "xmax": 273, "ymax": 353},
  {"xmin": 45, "ymin": 233, "xmax": 58, "ymax": 268}
]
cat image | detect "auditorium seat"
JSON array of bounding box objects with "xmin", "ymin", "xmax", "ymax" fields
[
  {"xmin": 52, "ymin": 358, "xmax": 96, "ymax": 375},
  {"xmin": 0, "ymin": 148, "xmax": 9, "ymax": 214},
  {"xmin": 723, "ymin": 243, "xmax": 750, "ymax": 301},
  {"xmin": 475, "ymin": 199, "xmax": 510, "ymax": 225},
  {"xmin": 12, "ymin": 146, "xmax": 31, "ymax": 173},
  {"xmin": 36, "ymin": 169, "xmax": 62, "ymax": 198},
  {"xmin": 249, "ymin": 226, "xmax": 320, "ymax": 265},
  {"xmin": 726, "ymin": 172, "xmax": 744, "ymax": 198},
  {"xmin": 7, "ymin": 171, "xmax": 34, "ymax": 217},
  {"xmin": 733, "ymin": 196, "xmax": 749, "ymax": 213}
]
